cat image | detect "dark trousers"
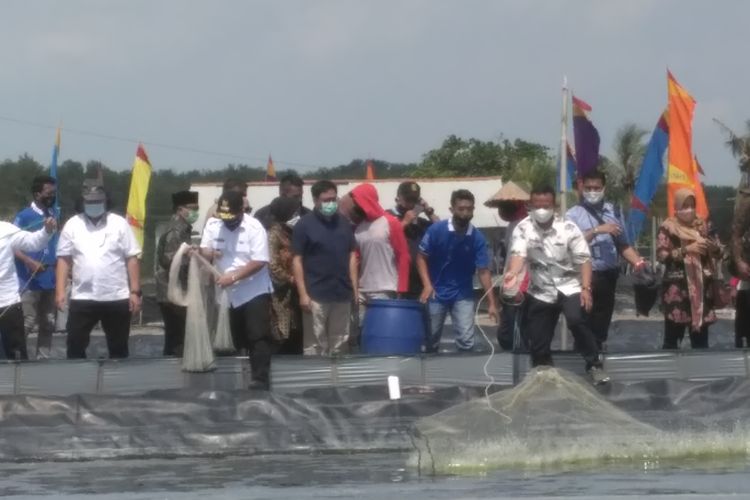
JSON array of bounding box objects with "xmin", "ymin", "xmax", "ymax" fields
[
  {"xmin": 588, "ymin": 269, "xmax": 619, "ymax": 348},
  {"xmin": 229, "ymin": 293, "xmax": 275, "ymax": 387},
  {"xmin": 524, "ymin": 292, "xmax": 601, "ymax": 369},
  {"xmin": 736, "ymin": 290, "xmax": 750, "ymax": 348},
  {"xmin": 67, "ymin": 299, "xmax": 131, "ymax": 359},
  {"xmin": 159, "ymin": 302, "xmax": 187, "ymax": 356},
  {"xmin": 663, "ymin": 320, "xmax": 709, "ymax": 349},
  {"xmin": 0, "ymin": 303, "xmax": 27, "ymax": 360},
  {"xmin": 497, "ymin": 301, "xmax": 526, "ymax": 351}
]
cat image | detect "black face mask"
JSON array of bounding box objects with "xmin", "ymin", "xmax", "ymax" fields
[
  {"xmin": 39, "ymin": 196, "xmax": 56, "ymax": 209},
  {"xmin": 223, "ymin": 217, "xmax": 242, "ymax": 231},
  {"xmin": 453, "ymin": 215, "xmax": 472, "ymax": 228}
]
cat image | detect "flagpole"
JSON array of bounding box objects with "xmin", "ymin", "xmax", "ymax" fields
[{"xmin": 560, "ymin": 76, "xmax": 570, "ymax": 351}]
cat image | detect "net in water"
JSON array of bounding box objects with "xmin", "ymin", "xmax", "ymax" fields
[{"xmin": 411, "ymin": 367, "xmax": 662, "ymax": 473}]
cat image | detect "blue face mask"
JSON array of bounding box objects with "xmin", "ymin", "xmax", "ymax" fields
[
  {"xmin": 320, "ymin": 201, "xmax": 338, "ymax": 217},
  {"xmin": 84, "ymin": 202, "xmax": 106, "ymax": 219}
]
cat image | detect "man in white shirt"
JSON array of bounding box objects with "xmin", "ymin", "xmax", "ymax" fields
[
  {"xmin": 55, "ymin": 179, "xmax": 142, "ymax": 359},
  {"xmin": 0, "ymin": 216, "xmax": 56, "ymax": 359},
  {"xmin": 503, "ymin": 185, "xmax": 609, "ymax": 385},
  {"xmin": 200, "ymin": 191, "xmax": 275, "ymax": 390}
]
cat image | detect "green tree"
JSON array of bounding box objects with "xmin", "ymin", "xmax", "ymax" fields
[{"xmin": 612, "ymin": 123, "xmax": 648, "ymax": 209}]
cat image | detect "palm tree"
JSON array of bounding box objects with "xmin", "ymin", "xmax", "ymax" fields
[
  {"xmin": 612, "ymin": 123, "xmax": 648, "ymax": 205},
  {"xmin": 714, "ymin": 118, "xmax": 750, "ymax": 172}
]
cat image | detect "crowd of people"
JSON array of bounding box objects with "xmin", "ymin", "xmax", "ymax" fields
[{"xmin": 0, "ymin": 170, "xmax": 748, "ymax": 388}]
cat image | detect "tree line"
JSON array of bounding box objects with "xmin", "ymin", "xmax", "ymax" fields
[{"xmin": 0, "ymin": 125, "xmax": 744, "ymax": 272}]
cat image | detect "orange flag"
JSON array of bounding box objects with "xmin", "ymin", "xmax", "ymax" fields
[
  {"xmin": 265, "ymin": 154, "xmax": 277, "ymax": 182},
  {"xmin": 666, "ymin": 70, "xmax": 701, "ymax": 217},
  {"xmin": 692, "ymin": 156, "xmax": 709, "ymax": 219},
  {"xmin": 365, "ymin": 159, "xmax": 375, "ymax": 180}
]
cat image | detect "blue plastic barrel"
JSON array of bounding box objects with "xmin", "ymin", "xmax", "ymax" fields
[{"xmin": 361, "ymin": 299, "xmax": 426, "ymax": 355}]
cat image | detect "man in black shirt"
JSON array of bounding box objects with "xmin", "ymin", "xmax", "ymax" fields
[
  {"xmin": 386, "ymin": 181, "xmax": 439, "ymax": 299},
  {"xmin": 254, "ymin": 173, "xmax": 310, "ymax": 229}
]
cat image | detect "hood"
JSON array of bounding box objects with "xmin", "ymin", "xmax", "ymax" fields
[{"xmin": 351, "ymin": 183, "xmax": 384, "ymax": 222}]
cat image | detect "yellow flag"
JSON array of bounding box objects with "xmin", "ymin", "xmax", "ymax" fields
[{"xmin": 126, "ymin": 144, "xmax": 152, "ymax": 248}]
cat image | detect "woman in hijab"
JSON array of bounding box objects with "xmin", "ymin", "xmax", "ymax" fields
[
  {"xmin": 657, "ymin": 188, "xmax": 722, "ymax": 349},
  {"xmin": 268, "ymin": 196, "xmax": 303, "ymax": 354}
]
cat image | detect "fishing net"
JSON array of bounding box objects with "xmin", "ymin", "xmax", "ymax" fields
[
  {"xmin": 410, "ymin": 367, "xmax": 661, "ymax": 473},
  {"xmin": 213, "ymin": 290, "xmax": 234, "ymax": 352},
  {"xmin": 167, "ymin": 244, "xmax": 215, "ymax": 372}
]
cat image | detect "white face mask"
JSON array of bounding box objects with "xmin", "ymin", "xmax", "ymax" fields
[
  {"xmin": 583, "ymin": 190, "xmax": 605, "ymax": 205},
  {"xmin": 677, "ymin": 207, "xmax": 696, "ymax": 223},
  {"xmin": 531, "ymin": 208, "xmax": 554, "ymax": 224}
]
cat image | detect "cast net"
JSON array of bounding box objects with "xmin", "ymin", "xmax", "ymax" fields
[{"xmin": 411, "ymin": 367, "xmax": 661, "ymax": 473}]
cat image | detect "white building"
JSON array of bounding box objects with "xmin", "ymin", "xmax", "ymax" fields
[{"xmin": 190, "ymin": 176, "xmax": 507, "ymax": 233}]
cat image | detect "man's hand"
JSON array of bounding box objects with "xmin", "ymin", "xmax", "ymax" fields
[
  {"xmin": 419, "ymin": 284, "xmax": 435, "ymax": 304},
  {"xmin": 487, "ymin": 303, "xmax": 499, "ymax": 324},
  {"xmin": 634, "ymin": 258, "xmax": 648, "ymax": 271},
  {"xmin": 26, "ymin": 259, "xmax": 46, "ymax": 274},
  {"xmin": 55, "ymin": 291, "xmax": 67, "ymax": 311},
  {"xmin": 581, "ymin": 289, "xmax": 593, "ymax": 312},
  {"xmin": 597, "ymin": 223, "xmax": 622, "ymax": 236},
  {"xmin": 299, "ymin": 292, "xmax": 312, "ymax": 312},
  {"xmin": 402, "ymin": 209, "xmax": 418, "ymax": 225},
  {"xmin": 216, "ymin": 273, "xmax": 236, "ymax": 288},
  {"xmin": 129, "ymin": 293, "xmax": 142, "ymax": 314},
  {"xmin": 43, "ymin": 217, "xmax": 57, "ymax": 234}
]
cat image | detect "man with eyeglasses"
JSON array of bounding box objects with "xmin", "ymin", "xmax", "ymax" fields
[{"xmin": 56, "ymin": 179, "xmax": 142, "ymax": 359}]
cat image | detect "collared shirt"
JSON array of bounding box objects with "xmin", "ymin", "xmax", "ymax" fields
[
  {"xmin": 57, "ymin": 213, "xmax": 141, "ymax": 301},
  {"xmin": 155, "ymin": 215, "xmax": 192, "ymax": 303},
  {"xmin": 292, "ymin": 210, "xmax": 356, "ymax": 303},
  {"xmin": 509, "ymin": 215, "xmax": 591, "ymax": 304},
  {"xmin": 0, "ymin": 222, "xmax": 51, "ymax": 308},
  {"xmin": 200, "ymin": 214, "xmax": 273, "ymax": 308},
  {"xmin": 13, "ymin": 202, "xmax": 58, "ymax": 291},
  {"xmin": 566, "ymin": 202, "xmax": 628, "ymax": 272},
  {"xmin": 418, "ymin": 218, "xmax": 490, "ymax": 302}
]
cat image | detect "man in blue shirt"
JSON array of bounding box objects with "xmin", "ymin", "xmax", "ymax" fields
[
  {"xmin": 566, "ymin": 170, "xmax": 645, "ymax": 349},
  {"xmin": 417, "ymin": 189, "xmax": 498, "ymax": 352},
  {"xmin": 13, "ymin": 175, "xmax": 58, "ymax": 359}
]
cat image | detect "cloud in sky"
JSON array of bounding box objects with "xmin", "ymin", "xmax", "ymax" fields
[{"xmin": 0, "ymin": 0, "xmax": 746, "ymax": 185}]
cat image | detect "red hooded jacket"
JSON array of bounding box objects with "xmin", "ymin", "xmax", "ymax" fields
[{"xmin": 350, "ymin": 184, "xmax": 411, "ymax": 293}]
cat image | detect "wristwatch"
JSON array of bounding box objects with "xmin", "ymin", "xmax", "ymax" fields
[
  {"xmin": 582, "ymin": 286, "xmax": 592, "ymax": 292},
  {"xmin": 130, "ymin": 290, "xmax": 142, "ymax": 297},
  {"xmin": 424, "ymin": 207, "xmax": 435, "ymax": 216}
]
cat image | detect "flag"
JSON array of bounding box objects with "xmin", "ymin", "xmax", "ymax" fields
[
  {"xmin": 626, "ymin": 111, "xmax": 669, "ymax": 242},
  {"xmin": 126, "ymin": 144, "xmax": 152, "ymax": 249},
  {"xmin": 49, "ymin": 127, "xmax": 61, "ymax": 216},
  {"xmin": 365, "ymin": 159, "xmax": 375, "ymax": 180},
  {"xmin": 572, "ymin": 95, "xmax": 601, "ymax": 177},
  {"xmin": 265, "ymin": 155, "xmax": 277, "ymax": 182},
  {"xmin": 558, "ymin": 142, "xmax": 577, "ymax": 191},
  {"xmin": 692, "ymin": 156, "xmax": 709, "ymax": 219},
  {"xmin": 666, "ymin": 70, "xmax": 698, "ymax": 217}
]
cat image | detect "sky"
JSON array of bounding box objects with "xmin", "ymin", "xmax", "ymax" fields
[{"xmin": 0, "ymin": 0, "xmax": 747, "ymax": 185}]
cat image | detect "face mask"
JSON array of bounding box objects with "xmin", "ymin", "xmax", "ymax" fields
[
  {"xmin": 677, "ymin": 208, "xmax": 696, "ymax": 223},
  {"xmin": 453, "ymin": 215, "xmax": 472, "ymax": 228},
  {"xmin": 531, "ymin": 208, "xmax": 554, "ymax": 225},
  {"xmin": 39, "ymin": 196, "xmax": 56, "ymax": 209},
  {"xmin": 583, "ymin": 190, "xmax": 604, "ymax": 205},
  {"xmin": 185, "ymin": 209, "xmax": 199, "ymax": 225},
  {"xmin": 320, "ymin": 201, "xmax": 338, "ymax": 217},
  {"xmin": 84, "ymin": 202, "xmax": 105, "ymax": 219},
  {"xmin": 286, "ymin": 215, "xmax": 301, "ymax": 228},
  {"xmin": 224, "ymin": 217, "xmax": 242, "ymax": 230}
]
